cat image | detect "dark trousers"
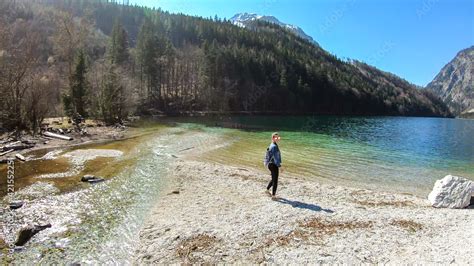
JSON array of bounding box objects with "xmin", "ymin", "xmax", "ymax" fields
[{"xmin": 267, "ymin": 163, "xmax": 279, "ymax": 196}]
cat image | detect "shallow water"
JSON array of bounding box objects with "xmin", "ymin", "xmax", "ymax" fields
[
  {"xmin": 0, "ymin": 126, "xmax": 228, "ymax": 264},
  {"xmin": 0, "ymin": 125, "xmax": 167, "ymax": 263},
  {"xmin": 171, "ymin": 116, "xmax": 474, "ymax": 196}
]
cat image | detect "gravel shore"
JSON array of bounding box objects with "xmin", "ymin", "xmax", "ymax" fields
[{"xmin": 135, "ymin": 150, "xmax": 473, "ymax": 264}]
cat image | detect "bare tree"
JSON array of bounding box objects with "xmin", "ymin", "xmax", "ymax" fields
[
  {"xmin": 25, "ymin": 75, "xmax": 55, "ymax": 135},
  {"xmin": 50, "ymin": 10, "xmax": 93, "ymax": 78},
  {"xmin": 0, "ymin": 18, "xmax": 41, "ymax": 133}
]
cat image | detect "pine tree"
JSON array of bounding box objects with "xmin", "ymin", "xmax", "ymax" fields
[
  {"xmin": 67, "ymin": 50, "xmax": 89, "ymax": 118},
  {"xmin": 136, "ymin": 18, "xmax": 172, "ymax": 107},
  {"xmin": 99, "ymin": 64, "xmax": 126, "ymax": 125},
  {"xmin": 280, "ymin": 68, "xmax": 288, "ymax": 89},
  {"xmin": 108, "ymin": 18, "xmax": 129, "ymax": 65},
  {"xmin": 136, "ymin": 18, "xmax": 160, "ymax": 103}
]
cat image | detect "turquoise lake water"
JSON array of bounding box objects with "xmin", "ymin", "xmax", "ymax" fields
[{"xmin": 169, "ymin": 116, "xmax": 474, "ymax": 196}]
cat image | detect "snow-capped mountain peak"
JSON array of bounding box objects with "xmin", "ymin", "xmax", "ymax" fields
[{"xmin": 230, "ymin": 12, "xmax": 318, "ymax": 46}]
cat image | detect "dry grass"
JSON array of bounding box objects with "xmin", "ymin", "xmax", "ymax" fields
[
  {"xmin": 349, "ymin": 190, "xmax": 416, "ymax": 208},
  {"xmin": 352, "ymin": 199, "xmax": 415, "ymax": 207},
  {"xmin": 390, "ymin": 219, "xmax": 423, "ymax": 232},
  {"xmin": 43, "ymin": 117, "xmax": 103, "ymax": 128},
  {"xmin": 264, "ymin": 229, "xmax": 309, "ymax": 247},
  {"xmin": 0, "ymin": 237, "xmax": 6, "ymax": 250},
  {"xmin": 260, "ymin": 218, "xmax": 374, "ymax": 252},
  {"xmin": 176, "ymin": 234, "xmax": 219, "ymax": 263},
  {"xmin": 349, "ymin": 190, "xmax": 368, "ymax": 196},
  {"xmin": 252, "ymin": 229, "xmax": 309, "ymax": 263},
  {"xmin": 301, "ymin": 218, "xmax": 373, "ymax": 235}
]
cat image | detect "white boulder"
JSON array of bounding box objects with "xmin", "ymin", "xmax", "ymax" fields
[{"xmin": 428, "ymin": 175, "xmax": 474, "ymax": 208}]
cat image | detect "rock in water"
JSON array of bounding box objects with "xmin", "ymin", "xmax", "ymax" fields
[
  {"xmin": 15, "ymin": 224, "xmax": 52, "ymax": 246},
  {"xmin": 81, "ymin": 174, "xmax": 95, "ymax": 182},
  {"xmin": 81, "ymin": 175, "xmax": 105, "ymax": 183},
  {"xmin": 428, "ymin": 175, "xmax": 474, "ymax": 208}
]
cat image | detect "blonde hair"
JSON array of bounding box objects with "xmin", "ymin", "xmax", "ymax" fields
[{"xmin": 272, "ymin": 132, "xmax": 279, "ymax": 139}]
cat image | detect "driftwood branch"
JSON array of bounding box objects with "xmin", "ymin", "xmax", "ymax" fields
[
  {"xmin": 43, "ymin": 131, "xmax": 73, "ymax": 141},
  {"xmin": 0, "ymin": 149, "xmax": 14, "ymax": 156},
  {"xmin": 1, "ymin": 141, "xmax": 34, "ymax": 151},
  {"xmin": 15, "ymin": 153, "xmax": 26, "ymax": 161}
]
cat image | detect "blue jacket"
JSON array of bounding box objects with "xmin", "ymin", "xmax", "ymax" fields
[{"xmin": 268, "ymin": 142, "xmax": 282, "ymax": 167}]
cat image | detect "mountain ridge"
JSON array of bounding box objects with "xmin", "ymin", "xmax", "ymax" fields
[
  {"xmin": 426, "ymin": 46, "xmax": 474, "ymax": 115},
  {"xmin": 230, "ymin": 12, "xmax": 319, "ymax": 46}
]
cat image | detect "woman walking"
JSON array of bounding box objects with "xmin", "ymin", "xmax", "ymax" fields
[{"xmin": 264, "ymin": 132, "xmax": 283, "ymax": 200}]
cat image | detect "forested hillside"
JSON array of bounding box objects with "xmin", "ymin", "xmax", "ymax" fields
[{"xmin": 0, "ymin": 0, "xmax": 451, "ymax": 133}]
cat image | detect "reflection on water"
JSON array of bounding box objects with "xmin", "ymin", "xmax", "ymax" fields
[
  {"xmin": 221, "ymin": 116, "xmax": 473, "ymax": 163},
  {"xmin": 157, "ymin": 115, "xmax": 473, "ymax": 164},
  {"xmin": 180, "ymin": 116, "xmax": 473, "ymax": 196}
]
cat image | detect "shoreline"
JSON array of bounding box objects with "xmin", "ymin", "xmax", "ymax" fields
[
  {"xmin": 135, "ymin": 142, "xmax": 473, "ymax": 264},
  {"xmin": 143, "ymin": 111, "xmax": 455, "ymax": 119},
  {"xmin": 0, "ymin": 124, "xmax": 127, "ymax": 164},
  {"xmin": 0, "ymin": 112, "xmax": 467, "ymax": 162}
]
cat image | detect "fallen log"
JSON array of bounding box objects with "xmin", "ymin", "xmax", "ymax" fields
[
  {"xmin": 43, "ymin": 131, "xmax": 73, "ymax": 141},
  {"xmin": 1, "ymin": 141, "xmax": 19, "ymax": 151},
  {"xmin": 21, "ymin": 139, "xmax": 37, "ymax": 145},
  {"xmin": 0, "ymin": 149, "xmax": 14, "ymax": 156},
  {"xmin": 4, "ymin": 141, "xmax": 21, "ymax": 147},
  {"xmin": 2, "ymin": 143, "xmax": 34, "ymax": 151}
]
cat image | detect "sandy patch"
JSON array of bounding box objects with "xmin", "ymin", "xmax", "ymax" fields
[{"xmin": 35, "ymin": 149, "xmax": 123, "ymax": 179}]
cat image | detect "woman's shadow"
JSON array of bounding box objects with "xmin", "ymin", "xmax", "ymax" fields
[{"xmin": 275, "ymin": 197, "xmax": 334, "ymax": 213}]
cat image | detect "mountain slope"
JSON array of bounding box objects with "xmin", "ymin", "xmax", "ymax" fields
[
  {"xmin": 1, "ymin": 0, "xmax": 452, "ymax": 118},
  {"xmin": 230, "ymin": 13, "xmax": 319, "ymax": 46},
  {"xmin": 351, "ymin": 61, "xmax": 451, "ymax": 116},
  {"xmin": 426, "ymin": 46, "xmax": 474, "ymax": 115}
]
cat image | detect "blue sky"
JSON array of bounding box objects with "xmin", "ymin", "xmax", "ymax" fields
[{"xmin": 130, "ymin": 0, "xmax": 474, "ymax": 86}]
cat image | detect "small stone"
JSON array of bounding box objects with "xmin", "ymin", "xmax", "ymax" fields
[
  {"xmin": 81, "ymin": 175, "xmax": 95, "ymax": 182},
  {"xmin": 81, "ymin": 175, "xmax": 105, "ymax": 183},
  {"xmin": 9, "ymin": 201, "xmax": 24, "ymax": 210}
]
